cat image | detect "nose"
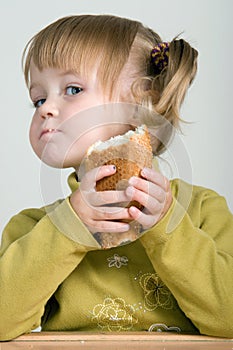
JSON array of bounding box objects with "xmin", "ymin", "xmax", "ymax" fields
[{"xmin": 39, "ymin": 98, "xmax": 59, "ymax": 119}]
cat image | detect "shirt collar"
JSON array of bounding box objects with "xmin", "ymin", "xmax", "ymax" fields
[{"xmin": 68, "ymin": 172, "xmax": 80, "ymax": 193}]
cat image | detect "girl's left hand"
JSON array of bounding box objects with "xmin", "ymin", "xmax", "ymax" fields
[{"xmin": 126, "ymin": 167, "xmax": 173, "ymax": 230}]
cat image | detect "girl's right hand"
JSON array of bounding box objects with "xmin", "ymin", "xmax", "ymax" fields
[{"xmin": 69, "ymin": 165, "xmax": 132, "ymax": 234}]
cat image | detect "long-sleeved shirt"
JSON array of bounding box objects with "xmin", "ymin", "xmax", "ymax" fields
[{"xmin": 0, "ymin": 173, "xmax": 233, "ymax": 340}]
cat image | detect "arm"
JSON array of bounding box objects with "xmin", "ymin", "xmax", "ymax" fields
[
  {"xmin": 0, "ymin": 165, "xmax": 132, "ymax": 341},
  {"xmin": 0, "ymin": 198, "xmax": 99, "ymax": 341},
  {"xmin": 140, "ymin": 179, "xmax": 233, "ymax": 338}
]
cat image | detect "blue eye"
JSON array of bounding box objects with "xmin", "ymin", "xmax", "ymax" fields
[
  {"xmin": 34, "ymin": 99, "xmax": 46, "ymax": 108},
  {"xmin": 66, "ymin": 86, "xmax": 83, "ymax": 95}
]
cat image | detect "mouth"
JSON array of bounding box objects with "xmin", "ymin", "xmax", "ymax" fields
[{"xmin": 40, "ymin": 128, "xmax": 60, "ymax": 139}]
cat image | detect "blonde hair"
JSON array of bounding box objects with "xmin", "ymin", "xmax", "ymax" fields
[{"xmin": 22, "ymin": 14, "xmax": 198, "ymax": 154}]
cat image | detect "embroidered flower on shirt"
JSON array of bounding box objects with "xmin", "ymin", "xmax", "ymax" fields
[
  {"xmin": 91, "ymin": 297, "xmax": 138, "ymax": 331},
  {"xmin": 107, "ymin": 254, "xmax": 128, "ymax": 268},
  {"xmin": 139, "ymin": 272, "xmax": 173, "ymax": 311}
]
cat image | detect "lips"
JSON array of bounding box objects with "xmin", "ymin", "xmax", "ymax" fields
[{"xmin": 40, "ymin": 128, "xmax": 60, "ymax": 139}]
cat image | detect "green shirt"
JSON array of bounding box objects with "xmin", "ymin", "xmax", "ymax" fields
[{"xmin": 0, "ymin": 173, "xmax": 233, "ymax": 340}]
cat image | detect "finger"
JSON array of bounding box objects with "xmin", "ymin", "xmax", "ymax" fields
[
  {"xmin": 88, "ymin": 220, "xmax": 130, "ymax": 233},
  {"xmin": 81, "ymin": 165, "xmax": 116, "ymax": 191},
  {"xmin": 141, "ymin": 168, "xmax": 169, "ymax": 191},
  {"xmin": 88, "ymin": 190, "xmax": 132, "ymax": 206},
  {"xmin": 128, "ymin": 176, "xmax": 166, "ymax": 203},
  {"xmin": 126, "ymin": 186, "xmax": 163, "ymax": 214},
  {"xmin": 91, "ymin": 206, "xmax": 132, "ymax": 221},
  {"xmin": 128, "ymin": 206, "xmax": 159, "ymax": 229}
]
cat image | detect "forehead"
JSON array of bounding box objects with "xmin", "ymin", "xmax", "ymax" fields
[
  {"xmin": 28, "ymin": 54, "xmax": 98, "ymax": 81},
  {"xmin": 29, "ymin": 61, "xmax": 96, "ymax": 82}
]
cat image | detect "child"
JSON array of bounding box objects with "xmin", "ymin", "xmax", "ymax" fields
[{"xmin": 0, "ymin": 14, "xmax": 233, "ymax": 341}]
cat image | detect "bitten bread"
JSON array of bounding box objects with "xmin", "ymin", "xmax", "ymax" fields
[
  {"xmin": 79, "ymin": 125, "xmax": 153, "ymax": 248},
  {"xmin": 84, "ymin": 124, "xmax": 153, "ymax": 193}
]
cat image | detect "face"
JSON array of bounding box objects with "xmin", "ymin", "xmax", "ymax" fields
[{"xmin": 29, "ymin": 62, "xmax": 132, "ymax": 168}]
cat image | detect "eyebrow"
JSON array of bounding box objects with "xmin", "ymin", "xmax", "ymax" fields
[{"xmin": 29, "ymin": 84, "xmax": 40, "ymax": 97}]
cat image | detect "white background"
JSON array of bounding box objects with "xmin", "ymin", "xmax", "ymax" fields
[{"xmin": 0, "ymin": 0, "xmax": 232, "ymax": 238}]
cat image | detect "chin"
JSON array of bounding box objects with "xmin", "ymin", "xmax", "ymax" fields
[
  {"xmin": 40, "ymin": 157, "xmax": 64, "ymax": 169},
  {"xmin": 36, "ymin": 142, "xmax": 75, "ymax": 168},
  {"xmin": 38, "ymin": 150, "xmax": 65, "ymax": 168},
  {"xmin": 40, "ymin": 154, "xmax": 81, "ymax": 169}
]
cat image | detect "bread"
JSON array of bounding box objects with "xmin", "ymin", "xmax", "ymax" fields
[
  {"xmin": 79, "ymin": 125, "xmax": 153, "ymax": 248},
  {"xmin": 84, "ymin": 125, "xmax": 152, "ymax": 191}
]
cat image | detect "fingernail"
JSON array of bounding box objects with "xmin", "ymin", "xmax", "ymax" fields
[
  {"xmin": 122, "ymin": 224, "xmax": 130, "ymax": 231},
  {"xmin": 107, "ymin": 165, "xmax": 116, "ymax": 172},
  {"xmin": 128, "ymin": 177, "xmax": 136, "ymax": 185},
  {"xmin": 141, "ymin": 168, "xmax": 149, "ymax": 177},
  {"xmin": 126, "ymin": 186, "xmax": 134, "ymax": 196},
  {"xmin": 129, "ymin": 206, "xmax": 137, "ymax": 214}
]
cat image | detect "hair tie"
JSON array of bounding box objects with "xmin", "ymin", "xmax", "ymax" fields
[{"xmin": 151, "ymin": 42, "xmax": 170, "ymax": 75}]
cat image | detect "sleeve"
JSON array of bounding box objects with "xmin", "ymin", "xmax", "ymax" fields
[
  {"xmin": 0, "ymin": 198, "xmax": 100, "ymax": 341},
  {"xmin": 140, "ymin": 181, "xmax": 233, "ymax": 338}
]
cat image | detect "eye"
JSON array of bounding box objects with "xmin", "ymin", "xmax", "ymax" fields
[
  {"xmin": 33, "ymin": 99, "xmax": 46, "ymax": 108},
  {"xmin": 66, "ymin": 86, "xmax": 83, "ymax": 95}
]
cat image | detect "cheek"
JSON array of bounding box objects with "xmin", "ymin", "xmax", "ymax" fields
[
  {"xmin": 29, "ymin": 117, "xmax": 42, "ymax": 156},
  {"xmin": 29, "ymin": 119, "xmax": 36, "ymax": 145}
]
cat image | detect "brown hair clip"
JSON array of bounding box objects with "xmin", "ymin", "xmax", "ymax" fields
[{"xmin": 151, "ymin": 42, "xmax": 170, "ymax": 75}]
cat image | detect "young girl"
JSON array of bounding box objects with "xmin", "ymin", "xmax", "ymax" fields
[{"xmin": 0, "ymin": 14, "xmax": 233, "ymax": 341}]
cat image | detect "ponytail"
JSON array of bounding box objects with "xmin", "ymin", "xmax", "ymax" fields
[
  {"xmin": 131, "ymin": 35, "xmax": 198, "ymax": 155},
  {"xmin": 130, "ymin": 28, "xmax": 198, "ymax": 155}
]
